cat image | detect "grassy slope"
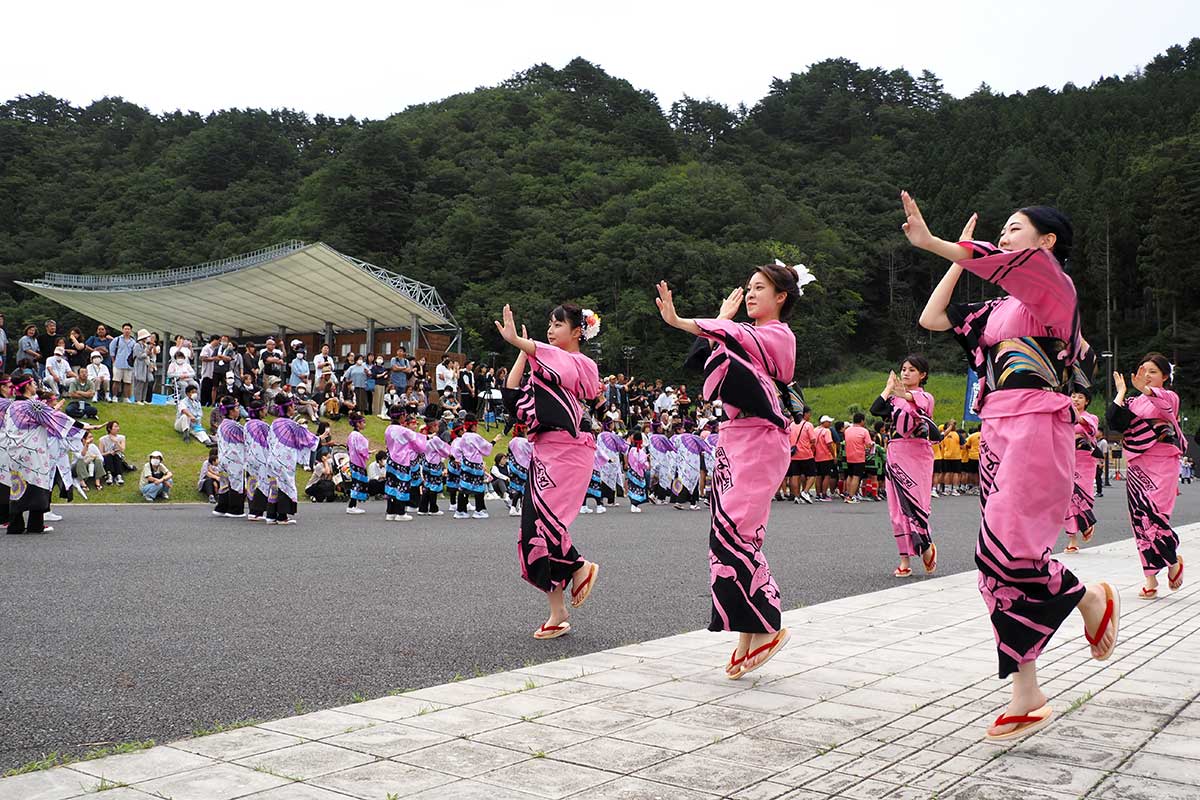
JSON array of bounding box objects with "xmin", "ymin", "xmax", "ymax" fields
[
  {"xmin": 58, "ymin": 372, "xmax": 1168, "ymax": 503},
  {"xmin": 66, "ymin": 404, "xmax": 513, "ymax": 505}
]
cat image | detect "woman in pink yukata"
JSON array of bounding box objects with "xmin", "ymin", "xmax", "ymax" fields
[
  {"xmin": 869, "ymin": 354, "xmax": 938, "ymax": 578},
  {"xmin": 1110, "ymin": 353, "xmax": 1185, "ymax": 599},
  {"xmin": 904, "ymin": 192, "xmax": 1119, "ymax": 741},
  {"xmin": 1063, "ymin": 387, "xmax": 1102, "ymax": 554},
  {"xmin": 655, "ymin": 260, "xmax": 806, "ymax": 680},
  {"xmin": 495, "ymin": 303, "xmax": 603, "ymax": 641}
]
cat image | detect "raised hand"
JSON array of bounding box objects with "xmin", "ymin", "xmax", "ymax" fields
[
  {"xmin": 882, "ymin": 370, "xmax": 898, "ymax": 398},
  {"xmin": 900, "ymin": 191, "xmax": 936, "ymax": 250},
  {"xmin": 1130, "ymin": 369, "xmax": 1150, "ymax": 395},
  {"xmin": 1112, "ymin": 371, "xmax": 1127, "ymax": 397},
  {"xmin": 958, "ymin": 212, "xmax": 979, "ymax": 243},
  {"xmin": 656, "ymin": 281, "xmax": 681, "ymax": 328},
  {"xmin": 494, "ymin": 304, "xmax": 519, "ymax": 345},
  {"xmin": 718, "ymin": 287, "xmax": 744, "ymax": 320}
]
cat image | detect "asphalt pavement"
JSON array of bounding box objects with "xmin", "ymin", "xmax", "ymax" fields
[{"xmin": 2, "ymin": 484, "xmax": 1198, "ymax": 771}]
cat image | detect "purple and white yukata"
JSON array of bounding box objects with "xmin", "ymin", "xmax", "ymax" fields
[
  {"xmin": 1112, "ymin": 388, "xmax": 1184, "ymax": 575},
  {"xmin": 694, "ymin": 318, "xmax": 796, "ymax": 634},
  {"xmin": 215, "ymin": 419, "xmax": 247, "ymax": 516},
  {"xmin": 502, "ymin": 342, "xmax": 600, "ymax": 594},
  {"xmin": 4, "ymin": 399, "xmax": 84, "ymax": 534},
  {"xmin": 1065, "ymin": 411, "xmax": 1101, "ymax": 537},
  {"xmin": 245, "ymin": 420, "xmax": 272, "ymax": 519},
  {"xmin": 946, "ymin": 241, "xmax": 1095, "ymax": 679},
  {"xmin": 0, "ymin": 398, "xmax": 12, "ymax": 527},
  {"xmin": 871, "ymin": 389, "xmax": 936, "ymax": 557},
  {"xmin": 456, "ymin": 432, "xmax": 494, "ymax": 515},
  {"xmin": 268, "ymin": 418, "xmax": 319, "ymax": 523}
]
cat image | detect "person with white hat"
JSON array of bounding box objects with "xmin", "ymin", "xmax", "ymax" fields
[
  {"xmin": 43, "ymin": 346, "xmax": 75, "ymax": 396},
  {"xmin": 86, "ymin": 351, "xmax": 111, "ymax": 402},
  {"xmin": 139, "ymin": 450, "xmax": 173, "ymax": 502},
  {"xmin": 130, "ymin": 328, "xmax": 154, "ymax": 406}
]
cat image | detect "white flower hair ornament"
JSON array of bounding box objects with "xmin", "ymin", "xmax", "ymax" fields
[
  {"xmin": 1170, "ymin": 362, "xmax": 1177, "ymax": 383},
  {"xmin": 774, "ymin": 259, "xmax": 818, "ymax": 296},
  {"xmin": 581, "ymin": 308, "xmax": 602, "ymax": 341}
]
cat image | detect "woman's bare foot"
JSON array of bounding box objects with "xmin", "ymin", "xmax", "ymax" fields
[
  {"xmin": 1065, "ymin": 534, "xmax": 1079, "ymax": 552},
  {"xmin": 899, "ymin": 556, "xmax": 911, "ymax": 572},
  {"xmin": 986, "ymin": 689, "xmax": 1049, "ymax": 737},
  {"xmin": 1078, "ymin": 583, "xmax": 1117, "ymax": 659},
  {"xmin": 726, "ymin": 632, "xmax": 751, "ymax": 675},
  {"xmin": 740, "ymin": 632, "xmax": 779, "ymax": 672}
]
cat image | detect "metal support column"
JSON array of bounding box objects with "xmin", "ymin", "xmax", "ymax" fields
[
  {"xmin": 324, "ymin": 322, "xmax": 334, "ymax": 349},
  {"xmin": 410, "ymin": 313, "xmax": 420, "ymax": 356},
  {"xmin": 366, "ymin": 318, "xmax": 376, "ymax": 355}
]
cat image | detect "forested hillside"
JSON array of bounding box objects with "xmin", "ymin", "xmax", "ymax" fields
[{"xmin": 3, "ymin": 40, "xmax": 1198, "ymax": 394}]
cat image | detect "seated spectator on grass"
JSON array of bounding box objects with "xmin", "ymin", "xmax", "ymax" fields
[
  {"xmin": 99, "ymin": 421, "xmax": 132, "ymax": 485},
  {"xmin": 382, "ymin": 384, "xmax": 403, "ymax": 419},
  {"xmin": 294, "ymin": 384, "xmax": 319, "ymax": 422},
  {"xmin": 64, "ymin": 371, "xmax": 99, "ymax": 419},
  {"xmin": 175, "ymin": 384, "xmax": 212, "ymax": 445},
  {"xmin": 85, "ymin": 324, "xmax": 114, "ymax": 382},
  {"xmin": 338, "ymin": 377, "xmax": 358, "ymax": 416},
  {"xmin": 367, "ymin": 450, "xmax": 387, "ymax": 499},
  {"xmin": 73, "ymin": 430, "xmax": 106, "ymax": 491},
  {"xmin": 198, "ymin": 450, "xmax": 220, "ymax": 503},
  {"xmin": 490, "ymin": 453, "xmax": 510, "ymax": 499},
  {"xmin": 306, "ymin": 451, "xmax": 338, "ymax": 503},
  {"xmin": 86, "ymin": 352, "xmax": 112, "ymax": 402},
  {"xmin": 44, "ymin": 346, "xmax": 74, "ymax": 395},
  {"xmin": 140, "ymin": 451, "xmax": 173, "ymax": 501},
  {"xmin": 441, "ymin": 389, "xmax": 460, "ymax": 416}
]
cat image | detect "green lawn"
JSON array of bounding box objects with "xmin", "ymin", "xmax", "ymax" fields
[{"xmin": 67, "ymin": 403, "xmax": 512, "ymax": 505}]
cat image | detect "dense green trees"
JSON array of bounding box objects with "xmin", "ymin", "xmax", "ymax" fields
[{"xmin": 3, "ymin": 44, "xmax": 1199, "ymax": 397}]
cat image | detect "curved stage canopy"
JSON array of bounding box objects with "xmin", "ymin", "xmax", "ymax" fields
[{"xmin": 16, "ymin": 240, "xmax": 457, "ymax": 339}]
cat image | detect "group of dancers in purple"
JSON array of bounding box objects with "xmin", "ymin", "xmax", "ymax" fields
[
  {"xmin": 1, "ymin": 196, "xmax": 1188, "ymax": 744},
  {"xmin": 486, "ymin": 193, "xmax": 1186, "ymax": 743}
]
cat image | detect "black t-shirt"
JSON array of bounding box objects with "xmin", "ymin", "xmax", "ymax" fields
[{"xmin": 37, "ymin": 332, "xmax": 58, "ymax": 361}]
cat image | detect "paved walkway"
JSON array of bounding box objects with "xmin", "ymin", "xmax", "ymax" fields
[{"xmin": 6, "ymin": 527, "xmax": 1199, "ymax": 800}]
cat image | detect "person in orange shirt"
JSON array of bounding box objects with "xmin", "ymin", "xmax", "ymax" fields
[
  {"xmin": 813, "ymin": 415, "xmax": 837, "ymax": 501},
  {"xmin": 964, "ymin": 427, "xmax": 981, "ymax": 494},
  {"xmin": 842, "ymin": 412, "xmax": 873, "ymax": 503},
  {"xmin": 939, "ymin": 420, "xmax": 963, "ymax": 496},
  {"xmin": 787, "ymin": 406, "xmax": 817, "ymax": 504}
]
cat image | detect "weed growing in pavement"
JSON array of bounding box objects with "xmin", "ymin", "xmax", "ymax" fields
[
  {"xmin": 3, "ymin": 740, "xmax": 155, "ymax": 777},
  {"xmin": 1066, "ymin": 691, "xmax": 1094, "ymax": 713},
  {"xmin": 253, "ymin": 765, "xmax": 302, "ymax": 782},
  {"xmin": 523, "ymin": 679, "xmax": 537, "ymax": 691},
  {"xmin": 450, "ymin": 673, "xmax": 464, "ymax": 682},
  {"xmin": 191, "ymin": 719, "xmax": 261, "ymax": 737},
  {"xmin": 532, "ymin": 750, "xmax": 546, "ymax": 758},
  {"xmin": 93, "ymin": 776, "xmax": 130, "ymax": 792},
  {"xmin": 387, "ymin": 794, "xmax": 400, "ymax": 800},
  {"xmin": 387, "ymin": 687, "xmax": 413, "ymax": 696},
  {"xmin": 417, "ymin": 706, "xmax": 432, "ymax": 716},
  {"xmin": 351, "ymin": 692, "xmax": 367, "ymax": 703},
  {"xmin": 294, "ymin": 700, "xmax": 307, "ymax": 715}
]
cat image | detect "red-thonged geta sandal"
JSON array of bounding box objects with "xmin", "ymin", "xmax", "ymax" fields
[
  {"xmin": 922, "ymin": 543, "xmax": 938, "ymax": 574},
  {"xmin": 1169, "ymin": 557, "xmax": 1184, "ymax": 591},
  {"xmin": 533, "ymin": 622, "xmax": 571, "ymax": 640},
  {"xmin": 570, "ymin": 562, "xmax": 599, "ymax": 609},
  {"xmin": 731, "ymin": 628, "xmax": 791, "ymax": 680},
  {"xmin": 1085, "ymin": 582, "xmax": 1120, "ymax": 661},
  {"xmin": 985, "ymin": 705, "xmax": 1054, "ymax": 741}
]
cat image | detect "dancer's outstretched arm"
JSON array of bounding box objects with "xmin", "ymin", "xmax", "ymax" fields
[
  {"xmin": 655, "ymin": 281, "xmax": 701, "ymax": 335},
  {"xmin": 494, "ymin": 305, "xmax": 536, "ymax": 356},
  {"xmin": 905, "ymin": 192, "xmax": 977, "ymax": 331}
]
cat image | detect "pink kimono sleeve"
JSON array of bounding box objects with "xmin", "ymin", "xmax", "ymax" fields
[
  {"xmin": 1127, "ymin": 387, "xmax": 1179, "ymax": 423},
  {"xmin": 694, "ymin": 319, "xmax": 795, "ymax": 383},
  {"xmin": 955, "ymin": 241, "xmax": 1077, "ymax": 329},
  {"xmin": 530, "ymin": 342, "xmax": 598, "ymax": 401}
]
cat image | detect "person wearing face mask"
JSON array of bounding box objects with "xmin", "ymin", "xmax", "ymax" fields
[
  {"xmin": 1110, "ymin": 354, "xmax": 1185, "ymax": 600},
  {"xmin": 175, "ymin": 384, "xmax": 212, "ymax": 445},
  {"xmin": 906, "ymin": 193, "xmax": 1117, "ymax": 741},
  {"xmin": 289, "ymin": 343, "xmax": 310, "ymax": 390},
  {"xmin": 293, "ymin": 383, "xmax": 319, "ymax": 422},
  {"xmin": 370, "ymin": 353, "xmax": 390, "ymax": 419},
  {"xmin": 345, "ymin": 356, "xmax": 370, "ymax": 414},
  {"xmin": 140, "ymin": 451, "xmax": 173, "ymax": 502},
  {"xmin": 168, "ymin": 348, "xmax": 197, "ymax": 401}
]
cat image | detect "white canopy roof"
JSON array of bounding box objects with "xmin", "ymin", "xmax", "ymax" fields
[{"xmin": 17, "ymin": 241, "xmax": 456, "ymax": 337}]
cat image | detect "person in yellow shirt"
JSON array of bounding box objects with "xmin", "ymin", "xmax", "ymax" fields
[
  {"xmin": 964, "ymin": 427, "xmax": 981, "ymax": 494},
  {"xmin": 931, "ymin": 424, "xmax": 945, "ymax": 498},
  {"xmin": 939, "ymin": 419, "xmax": 963, "ymax": 496}
]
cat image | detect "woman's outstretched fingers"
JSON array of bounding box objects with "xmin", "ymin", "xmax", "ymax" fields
[{"xmin": 959, "ymin": 212, "xmax": 979, "ymax": 242}]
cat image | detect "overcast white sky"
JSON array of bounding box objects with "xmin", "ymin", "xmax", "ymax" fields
[{"xmin": 4, "ymin": 1, "xmax": 1196, "ymax": 119}]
